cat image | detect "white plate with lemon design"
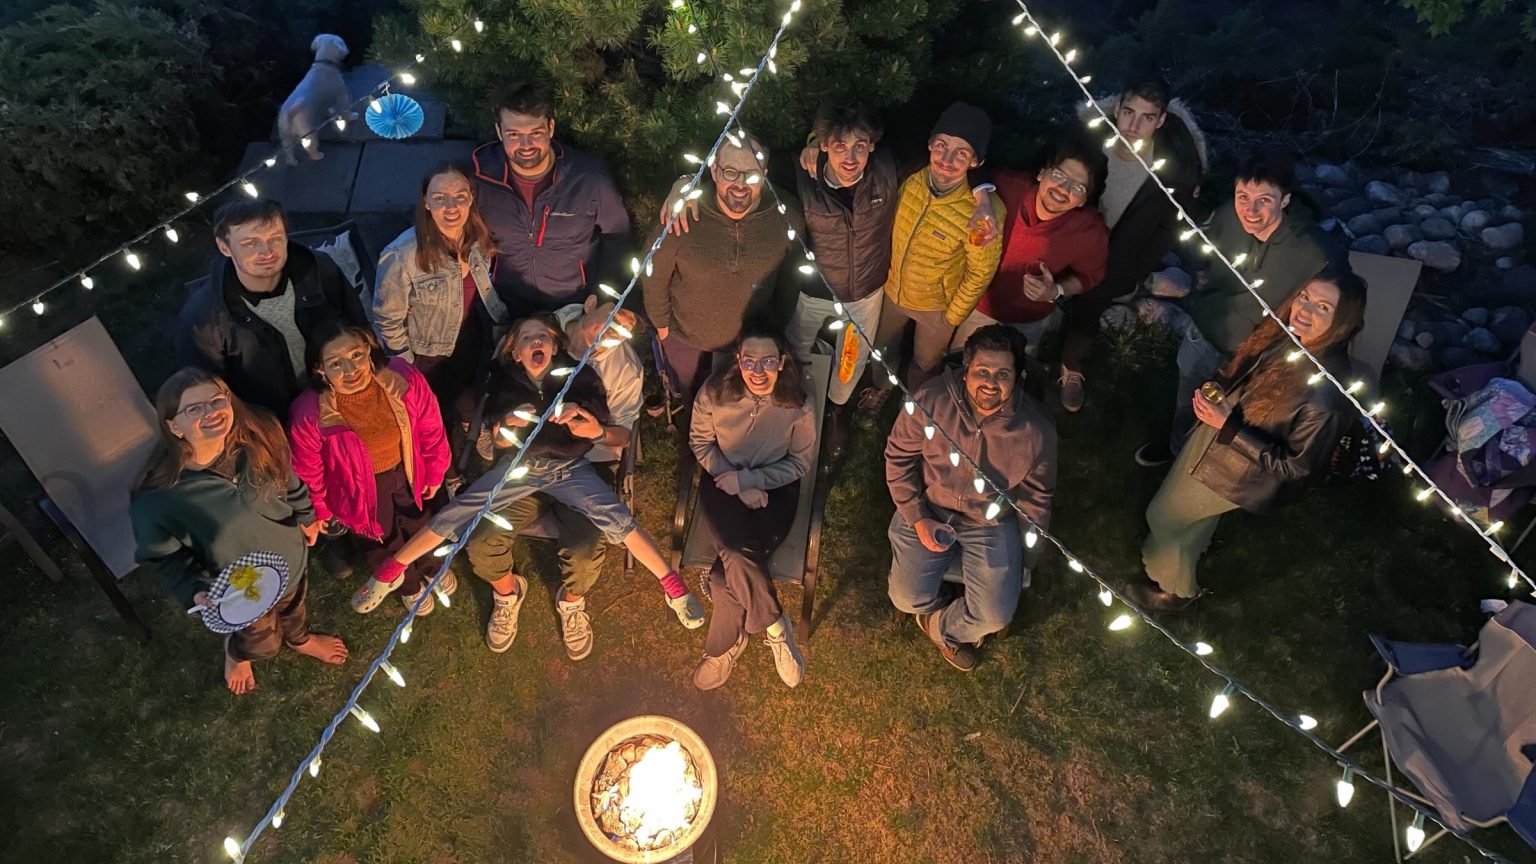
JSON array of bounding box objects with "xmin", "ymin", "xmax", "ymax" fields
[{"xmin": 194, "ymin": 551, "xmax": 290, "ymax": 634}]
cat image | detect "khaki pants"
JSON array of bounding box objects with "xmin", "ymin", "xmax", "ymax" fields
[
  {"xmin": 873, "ymin": 299, "xmax": 955, "ymax": 391},
  {"xmin": 1141, "ymin": 434, "xmax": 1240, "ymax": 598}
]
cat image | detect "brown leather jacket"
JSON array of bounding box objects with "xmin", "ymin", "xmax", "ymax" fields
[{"xmin": 1187, "ymin": 346, "xmax": 1355, "ymax": 514}]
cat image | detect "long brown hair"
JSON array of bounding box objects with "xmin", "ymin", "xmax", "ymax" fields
[
  {"xmin": 1220, "ymin": 271, "xmax": 1368, "ymax": 423},
  {"xmin": 133, "ymin": 368, "xmax": 293, "ymax": 496},
  {"xmin": 413, "ymin": 162, "xmax": 497, "ymax": 273},
  {"xmin": 706, "ymin": 325, "xmax": 807, "ymax": 408}
]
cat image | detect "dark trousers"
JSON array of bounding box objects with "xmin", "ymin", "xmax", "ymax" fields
[
  {"xmin": 698, "ymin": 478, "xmax": 799, "ymax": 657},
  {"xmin": 659, "ymin": 336, "xmax": 723, "ymax": 404},
  {"xmin": 228, "ymin": 570, "xmax": 311, "ymax": 662},
  {"xmin": 415, "ymin": 314, "xmax": 488, "ymax": 470},
  {"xmin": 1059, "ymin": 282, "xmax": 1123, "ymax": 370},
  {"xmin": 362, "ymin": 465, "xmax": 440, "ymax": 595}
]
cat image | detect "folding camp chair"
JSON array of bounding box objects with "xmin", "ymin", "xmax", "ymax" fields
[
  {"xmin": 1348, "ymin": 251, "xmax": 1423, "ymax": 387},
  {"xmin": 1335, "ymin": 601, "xmax": 1536, "ymax": 859},
  {"xmin": 675, "ymin": 354, "xmax": 833, "ymax": 639},
  {"xmin": 0, "ymin": 318, "xmax": 156, "ymax": 642}
]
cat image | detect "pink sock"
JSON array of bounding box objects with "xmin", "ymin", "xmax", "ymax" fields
[
  {"xmin": 375, "ymin": 559, "xmax": 407, "ymax": 584},
  {"xmin": 657, "ymin": 571, "xmax": 689, "ymax": 599}
]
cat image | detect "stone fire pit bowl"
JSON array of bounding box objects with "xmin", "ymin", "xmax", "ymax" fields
[{"xmin": 574, "ymin": 715, "xmax": 717, "ymax": 863}]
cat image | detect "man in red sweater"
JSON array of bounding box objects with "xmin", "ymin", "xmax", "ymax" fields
[{"xmin": 954, "ymin": 134, "xmax": 1109, "ymax": 365}]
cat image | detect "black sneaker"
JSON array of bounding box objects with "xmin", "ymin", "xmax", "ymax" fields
[
  {"xmin": 1125, "ymin": 580, "xmax": 1202, "ymax": 614},
  {"xmin": 1134, "ymin": 442, "xmax": 1174, "ymax": 467},
  {"xmin": 914, "ymin": 611, "xmax": 976, "ymax": 671}
]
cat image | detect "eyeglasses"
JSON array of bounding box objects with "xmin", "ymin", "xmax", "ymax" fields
[
  {"xmin": 1046, "ymin": 166, "xmax": 1089, "ymax": 198},
  {"xmin": 426, "ymin": 192, "xmax": 473, "ymax": 210},
  {"xmin": 717, "ymin": 167, "xmax": 762, "ymax": 185},
  {"xmin": 738, "ymin": 355, "xmax": 782, "ymax": 374},
  {"xmin": 177, "ymin": 394, "xmax": 231, "ymax": 420}
]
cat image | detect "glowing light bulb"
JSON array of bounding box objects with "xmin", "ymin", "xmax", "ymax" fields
[
  {"xmin": 432, "ymin": 545, "xmax": 453, "ymax": 557},
  {"xmin": 1088, "ymin": 116, "xmax": 1105, "ymax": 128},
  {"xmin": 1098, "ymin": 588, "xmax": 1113, "ymax": 606},
  {"xmin": 241, "ymin": 181, "xmax": 258, "ymax": 198},
  {"xmin": 1194, "ymin": 641, "xmax": 1213, "ymax": 656},
  {"xmin": 828, "ymin": 319, "xmax": 844, "ymax": 330},
  {"xmin": 1131, "ymin": 138, "xmax": 1144, "ymax": 152},
  {"xmin": 224, "ymin": 836, "xmax": 244, "ymax": 861},
  {"xmin": 630, "ymin": 257, "xmax": 641, "ymax": 275},
  {"xmin": 308, "ymin": 757, "xmax": 322, "ymax": 777},
  {"xmin": 450, "ymin": 38, "xmax": 463, "ymax": 52},
  {"xmin": 1063, "ymin": 49, "xmax": 1077, "ymax": 63},
  {"xmin": 370, "ymin": 98, "xmax": 382, "ymax": 112},
  {"xmin": 498, "ymin": 427, "xmax": 520, "ymax": 447},
  {"xmin": 739, "ymin": 67, "xmax": 754, "ymax": 77},
  {"xmin": 509, "ymin": 465, "xmax": 530, "ymax": 479},
  {"xmin": 164, "ymin": 227, "xmax": 180, "ymax": 244},
  {"xmin": 683, "ymin": 153, "xmax": 702, "ymax": 165},
  {"xmin": 1336, "ymin": 766, "xmax": 1355, "ymax": 807},
  {"xmin": 1103, "ymin": 136, "xmax": 1117, "ymax": 150},
  {"xmin": 80, "ymin": 275, "xmax": 94, "ymax": 290},
  {"xmin": 599, "ymin": 338, "xmax": 622, "ymax": 348},
  {"xmin": 1069, "ymin": 559, "xmax": 1085, "ymax": 573},
  {"xmin": 1049, "ymin": 31, "xmax": 1062, "ymax": 46},
  {"xmin": 125, "ymin": 251, "xmax": 142, "ymax": 270},
  {"xmin": 888, "ymin": 373, "xmax": 900, "ymax": 386},
  {"xmin": 1405, "ymin": 813, "xmax": 1425, "ymax": 852},
  {"xmin": 715, "ymin": 101, "xmax": 730, "ymax": 114},
  {"xmin": 1286, "ymin": 350, "xmax": 1303, "ymax": 362},
  {"xmin": 1011, "ymin": 11, "xmax": 1026, "ymax": 24},
  {"xmin": 414, "ymin": 53, "xmax": 425, "ymax": 63},
  {"xmin": 485, "ymin": 512, "xmax": 515, "ymax": 531},
  {"xmin": 1151, "ymin": 158, "xmax": 1167, "ymax": 171},
  {"xmin": 688, "ymin": 23, "xmax": 697, "ymax": 33},
  {"xmin": 1415, "ymin": 487, "xmax": 1434, "ymax": 502},
  {"xmin": 903, "ymin": 400, "xmax": 914, "ymax": 415},
  {"xmin": 1180, "ymin": 228, "xmax": 1197, "ymax": 241},
  {"xmin": 1209, "ymin": 684, "xmax": 1235, "ymax": 719},
  {"xmin": 609, "ymin": 322, "xmax": 634, "ymax": 339},
  {"xmin": 1509, "ymin": 570, "xmax": 1521, "ymax": 589},
  {"xmin": 923, "ymin": 425, "xmax": 935, "ymax": 439},
  {"xmin": 687, "ymin": 186, "xmax": 705, "ymax": 200},
  {"xmin": 334, "ymin": 117, "xmax": 346, "ymax": 132},
  {"xmin": 1230, "ymin": 252, "xmax": 1248, "ymax": 267},
  {"xmin": 400, "ymin": 72, "xmax": 417, "ymax": 85},
  {"xmin": 1368, "ymin": 401, "xmax": 1386, "ymax": 416},
  {"xmin": 1108, "ymin": 614, "xmax": 1133, "ymax": 631},
  {"xmin": 400, "ymin": 620, "xmax": 413, "ymax": 643},
  {"xmin": 1023, "ymin": 25, "xmax": 1039, "ymax": 36},
  {"xmin": 1078, "ymin": 75, "xmax": 1092, "ymax": 84},
  {"xmin": 696, "ymin": 52, "xmax": 707, "ymax": 64},
  {"xmin": 32, "ymin": 301, "xmax": 45, "ymax": 316},
  {"xmin": 185, "ymin": 191, "xmax": 200, "ymax": 203},
  {"xmin": 348, "ymin": 704, "xmax": 381, "ymax": 733},
  {"xmin": 1298, "ymin": 714, "xmax": 1318, "ymax": 731},
  {"xmin": 599, "ymin": 283, "xmax": 621, "ymax": 299},
  {"xmin": 474, "ymin": 18, "xmax": 484, "ymax": 32},
  {"xmin": 300, "ymin": 136, "xmax": 312, "ymax": 149},
  {"xmin": 974, "ymin": 475, "xmax": 986, "ymax": 494},
  {"xmin": 985, "ymin": 499, "xmax": 1002, "ymax": 520},
  {"xmin": 1490, "ymin": 520, "xmax": 1505, "ymax": 534},
  {"xmin": 264, "ymin": 157, "xmax": 277, "ymax": 168},
  {"xmin": 798, "ymin": 264, "xmax": 816, "ymax": 275},
  {"xmin": 549, "ymin": 366, "xmax": 573, "ymax": 377},
  {"xmin": 1200, "ymin": 244, "xmax": 1215, "ymax": 254},
  {"xmin": 272, "ymin": 807, "xmax": 285, "ymax": 828},
  {"xmin": 948, "ymin": 450, "xmax": 961, "ymax": 467},
  {"xmin": 380, "ymin": 659, "xmax": 406, "ymax": 687},
  {"xmin": 1250, "ymin": 278, "xmax": 1265, "ymax": 288},
  {"xmin": 433, "ymin": 580, "xmax": 452, "ymax": 608},
  {"xmin": 1025, "ymin": 530, "xmax": 1038, "ymax": 548},
  {"xmin": 1377, "ymin": 440, "xmax": 1391, "ymax": 455},
  {"xmin": 1307, "ymin": 372, "xmax": 1324, "ymax": 385},
  {"xmin": 768, "ymin": 59, "xmax": 777, "ymax": 74}
]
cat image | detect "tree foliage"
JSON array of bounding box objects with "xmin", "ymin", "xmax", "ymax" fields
[{"xmin": 1399, "ymin": 0, "xmax": 1536, "ymax": 38}]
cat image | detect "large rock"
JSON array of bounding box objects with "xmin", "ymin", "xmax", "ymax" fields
[
  {"xmin": 1464, "ymin": 326, "xmax": 1502, "ymax": 353},
  {"xmin": 1415, "ymin": 331, "xmax": 1436, "ymax": 349},
  {"xmin": 1426, "ymin": 171, "xmax": 1452, "ymax": 194},
  {"xmin": 1366, "ymin": 180, "xmax": 1410, "ymax": 207},
  {"xmin": 1408, "ymin": 240, "xmax": 1463, "ymax": 272},
  {"xmin": 1352, "ymin": 234, "xmax": 1390, "ymax": 255},
  {"xmin": 1420, "ymin": 216, "xmax": 1458, "ymax": 241},
  {"xmin": 1460, "ymin": 209, "xmax": 1492, "ymax": 232},
  {"xmin": 1497, "ymin": 256, "xmax": 1519, "ymax": 270},
  {"xmin": 1425, "ymin": 319, "xmax": 1471, "ymax": 345},
  {"xmin": 1491, "ymin": 306, "xmax": 1533, "ymax": 344},
  {"xmin": 1148, "ymin": 267, "xmax": 1193, "ymax": 299},
  {"xmin": 1501, "ymin": 204, "xmax": 1524, "ymax": 223},
  {"xmin": 1440, "ymin": 204, "xmax": 1468, "ymax": 223},
  {"xmin": 1397, "ymin": 319, "xmax": 1416, "ymax": 340},
  {"xmin": 1346, "ymin": 212, "xmax": 1383, "ymax": 236},
  {"xmin": 1314, "ymin": 163, "xmax": 1353, "ymax": 187},
  {"xmin": 1384, "ymin": 224, "xmax": 1423, "ymax": 250},
  {"xmin": 1389, "ymin": 340, "xmax": 1433, "ymax": 371},
  {"xmin": 1439, "ymin": 346, "xmax": 1488, "ymax": 368},
  {"xmin": 1412, "ymin": 204, "xmax": 1440, "ymax": 220},
  {"xmin": 1484, "ymin": 223, "xmax": 1526, "ymax": 252},
  {"xmin": 1424, "ymin": 193, "xmax": 1461, "ymax": 208},
  {"xmin": 1462, "ymin": 306, "xmax": 1490, "ymax": 326},
  {"xmin": 1333, "ymin": 197, "xmax": 1375, "ymax": 220}
]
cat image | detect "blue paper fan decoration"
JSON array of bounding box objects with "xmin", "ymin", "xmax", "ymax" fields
[{"xmin": 366, "ymin": 93, "xmax": 426, "ymax": 140}]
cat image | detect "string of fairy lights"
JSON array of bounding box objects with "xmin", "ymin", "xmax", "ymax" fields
[
  {"xmin": 221, "ymin": 3, "xmax": 803, "ymax": 861},
  {"xmin": 0, "ymin": 17, "xmax": 485, "ymax": 327},
  {"xmin": 1001, "ymin": 2, "xmax": 1534, "ymax": 598}
]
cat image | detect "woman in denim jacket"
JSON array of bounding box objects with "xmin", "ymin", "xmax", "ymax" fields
[{"xmin": 371, "ymin": 163, "xmax": 510, "ymax": 479}]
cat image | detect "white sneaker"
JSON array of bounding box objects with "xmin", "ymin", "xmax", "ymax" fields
[
  {"xmin": 557, "ymin": 595, "xmax": 593, "ymax": 661},
  {"xmin": 692, "ymin": 633, "xmax": 749, "ymax": 690},
  {"xmin": 666, "ymin": 591, "xmax": 706, "ymax": 630},
  {"xmin": 399, "ymin": 583, "xmax": 436, "ymax": 616},
  {"xmin": 764, "ymin": 615, "xmax": 806, "ymax": 688},
  {"xmin": 486, "ymin": 575, "xmax": 527, "ymax": 653}
]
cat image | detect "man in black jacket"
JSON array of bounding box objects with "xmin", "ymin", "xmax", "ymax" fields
[
  {"xmin": 1057, "ymin": 77, "xmax": 1207, "ymax": 412},
  {"xmin": 174, "ymin": 199, "xmax": 367, "ymax": 415}
]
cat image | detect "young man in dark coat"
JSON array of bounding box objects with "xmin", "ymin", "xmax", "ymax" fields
[{"xmin": 174, "ymin": 199, "xmax": 368, "ymax": 416}]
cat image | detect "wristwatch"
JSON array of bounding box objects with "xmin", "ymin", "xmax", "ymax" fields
[{"xmin": 1054, "ymin": 282, "xmax": 1065, "ymax": 301}]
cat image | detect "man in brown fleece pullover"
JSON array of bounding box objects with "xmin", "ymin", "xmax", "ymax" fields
[
  {"xmin": 885, "ymin": 324, "xmax": 1056, "ymax": 672},
  {"xmin": 644, "ymin": 133, "xmax": 807, "ymax": 400}
]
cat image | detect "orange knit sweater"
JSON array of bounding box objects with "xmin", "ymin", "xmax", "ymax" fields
[{"xmin": 334, "ymin": 383, "xmax": 403, "ymax": 473}]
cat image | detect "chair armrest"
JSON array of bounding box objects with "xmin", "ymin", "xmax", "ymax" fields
[
  {"xmin": 1509, "ymin": 767, "xmax": 1536, "ymax": 849},
  {"xmin": 671, "ymin": 449, "xmax": 697, "ymax": 571},
  {"xmin": 1369, "ymin": 633, "xmax": 1473, "ymax": 675}
]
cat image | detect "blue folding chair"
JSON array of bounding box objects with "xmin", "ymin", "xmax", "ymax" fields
[{"xmin": 1336, "ymin": 601, "xmax": 1536, "ymax": 859}]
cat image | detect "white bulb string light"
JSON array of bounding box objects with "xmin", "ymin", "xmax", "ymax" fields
[
  {"xmin": 739, "ymin": 111, "xmax": 1511, "ymax": 864},
  {"xmin": 2, "ymin": 15, "xmax": 483, "ymax": 331},
  {"xmin": 225, "ymin": 9, "xmax": 804, "ymax": 860},
  {"xmin": 1002, "ymin": 0, "xmax": 1530, "ymax": 594}
]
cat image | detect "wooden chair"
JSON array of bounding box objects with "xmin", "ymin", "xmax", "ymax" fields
[{"xmin": 674, "ymin": 354, "xmax": 834, "ymax": 639}]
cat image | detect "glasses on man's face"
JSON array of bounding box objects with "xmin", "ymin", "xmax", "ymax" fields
[
  {"xmin": 738, "ymin": 355, "xmax": 781, "ymax": 374},
  {"xmin": 717, "ymin": 166, "xmax": 762, "ymax": 185},
  {"xmin": 427, "ymin": 192, "xmax": 473, "ymax": 210},
  {"xmin": 177, "ymin": 394, "xmax": 231, "ymax": 421},
  {"xmin": 1046, "ymin": 167, "xmax": 1089, "ymax": 199}
]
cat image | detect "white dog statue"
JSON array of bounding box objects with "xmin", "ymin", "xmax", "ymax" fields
[{"xmin": 277, "ymin": 34, "xmax": 355, "ymax": 167}]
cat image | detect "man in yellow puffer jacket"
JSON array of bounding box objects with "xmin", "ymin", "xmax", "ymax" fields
[{"xmin": 865, "ymin": 102, "xmax": 1006, "ymax": 402}]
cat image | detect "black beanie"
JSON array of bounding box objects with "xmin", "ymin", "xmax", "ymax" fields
[{"xmin": 930, "ymin": 102, "xmax": 992, "ymax": 163}]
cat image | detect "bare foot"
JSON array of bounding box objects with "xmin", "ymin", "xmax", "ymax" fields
[
  {"xmin": 289, "ymin": 633, "xmax": 348, "ymax": 664},
  {"xmin": 224, "ymin": 645, "xmax": 256, "ymax": 695}
]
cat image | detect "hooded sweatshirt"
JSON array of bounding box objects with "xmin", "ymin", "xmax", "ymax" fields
[
  {"xmin": 689, "ymin": 379, "xmax": 816, "ymax": 491},
  {"xmin": 1185, "ymin": 201, "xmax": 1341, "ymax": 356},
  {"xmin": 643, "ymin": 189, "xmax": 806, "ymax": 351}
]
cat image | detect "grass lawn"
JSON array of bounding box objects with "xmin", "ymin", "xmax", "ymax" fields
[{"xmin": 0, "ymin": 216, "xmax": 1530, "ymax": 863}]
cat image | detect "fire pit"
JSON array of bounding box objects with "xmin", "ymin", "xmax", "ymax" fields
[{"xmin": 574, "ymin": 715, "xmax": 717, "ymax": 863}]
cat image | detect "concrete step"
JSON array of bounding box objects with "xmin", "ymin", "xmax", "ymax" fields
[
  {"xmin": 348, "ymin": 140, "xmax": 478, "ymax": 212},
  {"xmin": 235, "ymin": 141, "xmax": 363, "ymax": 214},
  {"xmin": 267, "ymin": 64, "xmax": 447, "ymax": 144}
]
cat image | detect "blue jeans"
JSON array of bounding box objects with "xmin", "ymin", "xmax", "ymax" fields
[
  {"xmin": 1169, "ymin": 327, "xmax": 1228, "ymax": 453},
  {"xmin": 429, "ymin": 456, "xmax": 638, "ymax": 546},
  {"xmin": 886, "ymin": 511, "xmax": 1024, "ymax": 648}
]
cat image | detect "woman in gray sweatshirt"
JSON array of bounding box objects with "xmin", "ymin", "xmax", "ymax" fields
[{"xmin": 688, "ymin": 326, "xmax": 816, "ymax": 691}]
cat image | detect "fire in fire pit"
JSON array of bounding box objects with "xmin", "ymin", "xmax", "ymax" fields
[{"xmin": 575, "ymin": 716, "xmax": 717, "ymax": 864}]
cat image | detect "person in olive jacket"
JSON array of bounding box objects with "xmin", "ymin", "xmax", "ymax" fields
[
  {"xmin": 1129, "ymin": 271, "xmax": 1366, "ymax": 613},
  {"xmin": 131, "ymin": 368, "xmax": 349, "ymax": 695}
]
